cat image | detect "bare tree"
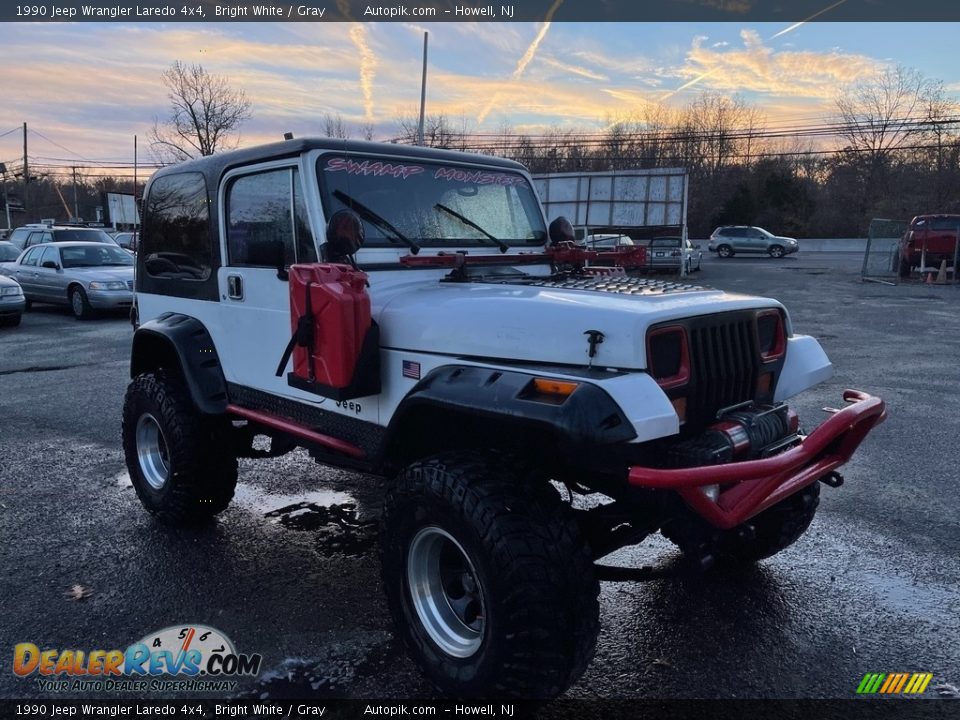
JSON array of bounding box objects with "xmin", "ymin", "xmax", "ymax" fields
[
  {"xmin": 835, "ymin": 65, "xmax": 937, "ymax": 165},
  {"xmin": 321, "ymin": 113, "xmax": 351, "ymax": 139},
  {"xmin": 358, "ymin": 122, "xmax": 377, "ymax": 141},
  {"xmin": 151, "ymin": 61, "xmax": 252, "ymax": 162},
  {"xmin": 395, "ymin": 111, "xmax": 475, "ymax": 149},
  {"xmin": 683, "ymin": 93, "xmax": 763, "ymax": 174}
]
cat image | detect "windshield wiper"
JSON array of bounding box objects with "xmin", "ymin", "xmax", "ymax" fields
[
  {"xmin": 333, "ymin": 190, "xmax": 420, "ymax": 255},
  {"xmin": 434, "ymin": 203, "xmax": 509, "ymax": 253}
]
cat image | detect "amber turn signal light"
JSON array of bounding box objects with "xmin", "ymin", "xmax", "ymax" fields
[{"xmin": 533, "ymin": 378, "xmax": 579, "ymax": 397}]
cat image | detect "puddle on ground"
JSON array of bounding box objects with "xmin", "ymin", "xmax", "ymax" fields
[
  {"xmin": 237, "ymin": 634, "xmax": 400, "ymax": 700},
  {"xmin": 232, "ymin": 484, "xmax": 355, "ymax": 513},
  {"xmin": 234, "ymin": 484, "xmax": 377, "ymax": 557},
  {"xmin": 112, "ymin": 476, "xmax": 376, "ymax": 556},
  {"xmin": 846, "ymin": 569, "xmax": 958, "ymax": 618}
]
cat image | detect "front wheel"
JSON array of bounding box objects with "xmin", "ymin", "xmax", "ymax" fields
[
  {"xmin": 70, "ymin": 286, "xmax": 94, "ymax": 320},
  {"xmin": 717, "ymin": 244, "xmax": 734, "ymax": 258},
  {"xmin": 768, "ymin": 245, "xmax": 785, "ymax": 258},
  {"xmin": 381, "ymin": 452, "xmax": 599, "ymax": 699},
  {"xmin": 899, "ymin": 256, "xmax": 912, "ymax": 278},
  {"xmin": 121, "ymin": 370, "xmax": 237, "ymax": 525}
]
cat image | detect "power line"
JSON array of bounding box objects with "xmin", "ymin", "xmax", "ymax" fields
[{"xmin": 27, "ymin": 128, "xmax": 97, "ymax": 163}]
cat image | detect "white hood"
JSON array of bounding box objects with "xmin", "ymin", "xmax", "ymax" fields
[{"xmin": 376, "ymin": 276, "xmax": 783, "ymax": 370}]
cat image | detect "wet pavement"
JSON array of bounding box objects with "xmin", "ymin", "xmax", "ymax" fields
[{"xmin": 0, "ymin": 256, "xmax": 958, "ymax": 702}]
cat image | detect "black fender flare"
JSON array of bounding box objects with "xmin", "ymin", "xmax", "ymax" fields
[
  {"xmin": 130, "ymin": 313, "xmax": 228, "ymax": 415},
  {"xmin": 380, "ymin": 365, "xmax": 636, "ymax": 471}
]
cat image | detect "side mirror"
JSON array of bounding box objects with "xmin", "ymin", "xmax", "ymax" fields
[
  {"xmin": 326, "ymin": 210, "xmax": 364, "ymax": 264},
  {"xmin": 41, "ymin": 260, "xmax": 59, "ymax": 270},
  {"xmin": 548, "ymin": 216, "xmax": 575, "ymax": 246}
]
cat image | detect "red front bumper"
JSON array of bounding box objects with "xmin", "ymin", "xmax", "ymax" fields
[{"xmin": 627, "ymin": 390, "xmax": 887, "ymax": 530}]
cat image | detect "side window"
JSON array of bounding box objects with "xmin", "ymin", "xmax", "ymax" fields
[
  {"xmin": 9, "ymin": 228, "xmax": 30, "ymax": 249},
  {"xmin": 226, "ymin": 167, "xmax": 316, "ymax": 267},
  {"xmin": 141, "ymin": 172, "xmax": 211, "ymax": 280},
  {"xmin": 39, "ymin": 247, "xmax": 60, "ymax": 268},
  {"xmin": 931, "ymin": 218, "xmax": 960, "ymax": 231},
  {"xmin": 25, "ymin": 232, "xmax": 46, "ymax": 248},
  {"xmin": 21, "ymin": 247, "xmax": 41, "ymax": 266}
]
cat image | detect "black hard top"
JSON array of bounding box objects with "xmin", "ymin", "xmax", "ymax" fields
[{"xmin": 151, "ymin": 137, "xmax": 528, "ymax": 184}]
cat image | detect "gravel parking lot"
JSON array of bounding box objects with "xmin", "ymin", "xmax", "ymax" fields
[{"xmin": 1, "ymin": 252, "xmax": 958, "ymax": 702}]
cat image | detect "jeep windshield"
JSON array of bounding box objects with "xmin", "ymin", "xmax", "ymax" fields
[{"xmin": 317, "ymin": 155, "xmax": 547, "ymax": 250}]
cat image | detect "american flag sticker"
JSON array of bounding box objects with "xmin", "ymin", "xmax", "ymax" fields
[{"xmin": 402, "ymin": 359, "xmax": 421, "ymax": 380}]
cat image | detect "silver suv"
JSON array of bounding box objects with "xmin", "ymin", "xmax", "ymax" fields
[{"xmin": 708, "ymin": 226, "xmax": 799, "ymax": 258}]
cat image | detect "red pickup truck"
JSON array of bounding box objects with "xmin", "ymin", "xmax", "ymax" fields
[{"xmin": 900, "ymin": 214, "xmax": 960, "ymax": 275}]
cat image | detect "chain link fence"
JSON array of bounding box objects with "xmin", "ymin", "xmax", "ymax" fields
[{"xmin": 861, "ymin": 219, "xmax": 906, "ymax": 285}]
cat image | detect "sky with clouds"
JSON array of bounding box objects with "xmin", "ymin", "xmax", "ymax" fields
[{"xmin": 0, "ymin": 21, "xmax": 958, "ymax": 170}]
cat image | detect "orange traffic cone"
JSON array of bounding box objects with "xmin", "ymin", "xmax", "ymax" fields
[{"xmin": 935, "ymin": 260, "xmax": 947, "ymax": 284}]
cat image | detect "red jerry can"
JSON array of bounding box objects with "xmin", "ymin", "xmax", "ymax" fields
[{"xmin": 278, "ymin": 263, "xmax": 380, "ymax": 399}]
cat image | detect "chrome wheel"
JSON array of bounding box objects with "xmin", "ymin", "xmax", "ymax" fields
[
  {"xmin": 407, "ymin": 526, "xmax": 485, "ymax": 658},
  {"xmin": 136, "ymin": 413, "xmax": 170, "ymax": 490},
  {"xmin": 718, "ymin": 245, "xmax": 732, "ymax": 258},
  {"xmin": 769, "ymin": 245, "xmax": 784, "ymax": 258}
]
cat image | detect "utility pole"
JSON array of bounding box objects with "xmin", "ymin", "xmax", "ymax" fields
[
  {"xmin": 133, "ymin": 134, "xmax": 138, "ymax": 229},
  {"xmin": 72, "ymin": 166, "xmax": 79, "ymax": 220},
  {"xmin": 0, "ymin": 163, "xmax": 10, "ymax": 230},
  {"xmin": 417, "ymin": 31, "xmax": 428, "ymax": 146},
  {"xmin": 22, "ymin": 122, "xmax": 28, "ymax": 221}
]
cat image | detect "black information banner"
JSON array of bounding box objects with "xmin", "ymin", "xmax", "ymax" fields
[
  {"xmin": 0, "ymin": 699, "xmax": 957, "ymax": 720},
  {"xmin": 3, "ymin": 0, "xmax": 960, "ymax": 23}
]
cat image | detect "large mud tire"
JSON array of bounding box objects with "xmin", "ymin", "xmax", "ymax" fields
[
  {"xmin": 122, "ymin": 371, "xmax": 237, "ymax": 525},
  {"xmin": 381, "ymin": 451, "xmax": 600, "ymax": 699}
]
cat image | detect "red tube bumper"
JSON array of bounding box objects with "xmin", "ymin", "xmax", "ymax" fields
[{"xmin": 627, "ymin": 390, "xmax": 887, "ymax": 530}]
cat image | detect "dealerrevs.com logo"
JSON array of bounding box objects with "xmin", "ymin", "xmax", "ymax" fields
[{"xmin": 13, "ymin": 624, "xmax": 262, "ymax": 693}]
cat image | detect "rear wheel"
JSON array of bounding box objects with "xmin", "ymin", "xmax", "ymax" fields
[
  {"xmin": 768, "ymin": 245, "xmax": 785, "ymax": 258},
  {"xmin": 121, "ymin": 370, "xmax": 237, "ymax": 525},
  {"xmin": 717, "ymin": 244, "xmax": 734, "ymax": 258},
  {"xmin": 381, "ymin": 451, "xmax": 599, "ymax": 698}
]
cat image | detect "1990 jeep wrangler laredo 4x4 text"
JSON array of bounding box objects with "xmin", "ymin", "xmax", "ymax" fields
[{"xmin": 123, "ymin": 139, "xmax": 886, "ymax": 699}]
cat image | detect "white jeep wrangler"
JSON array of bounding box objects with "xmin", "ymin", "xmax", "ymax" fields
[{"xmin": 122, "ymin": 138, "xmax": 886, "ymax": 699}]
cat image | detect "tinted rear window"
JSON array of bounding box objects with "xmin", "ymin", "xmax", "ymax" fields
[
  {"xmin": 141, "ymin": 172, "xmax": 212, "ymax": 280},
  {"xmin": 51, "ymin": 229, "xmax": 116, "ymax": 243}
]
